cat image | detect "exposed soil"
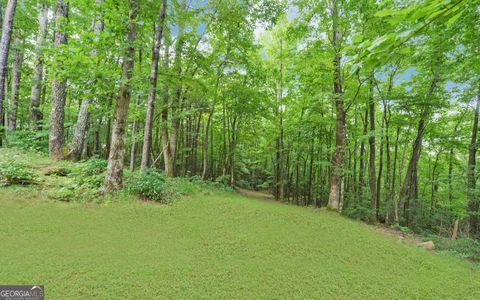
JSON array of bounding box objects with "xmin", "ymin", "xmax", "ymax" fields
[{"xmin": 234, "ymin": 187, "xmax": 275, "ymax": 201}]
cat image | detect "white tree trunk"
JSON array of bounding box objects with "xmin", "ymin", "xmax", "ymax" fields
[
  {"xmin": 0, "ymin": 0, "xmax": 17, "ymax": 130},
  {"xmin": 29, "ymin": 2, "xmax": 48, "ymax": 129}
]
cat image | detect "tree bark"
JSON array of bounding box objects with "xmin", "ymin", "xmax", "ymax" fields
[
  {"xmin": 359, "ymin": 106, "xmax": 368, "ymax": 194},
  {"xmin": 384, "ymin": 103, "xmax": 391, "ymax": 223},
  {"xmin": 29, "ymin": 2, "xmax": 48, "ymax": 129},
  {"xmin": 129, "ymin": 49, "xmax": 143, "ymax": 171},
  {"xmin": 29, "ymin": 3, "xmax": 49, "ymax": 129},
  {"xmin": 160, "ymin": 42, "xmax": 172, "ymax": 175},
  {"xmin": 67, "ymin": 0, "xmax": 104, "ymax": 161},
  {"xmin": 103, "ymin": 0, "xmax": 138, "ymax": 192},
  {"xmin": 0, "ymin": 0, "xmax": 17, "ymax": 133},
  {"xmin": 129, "ymin": 97, "xmax": 140, "ymax": 171},
  {"xmin": 467, "ymin": 92, "xmax": 480, "ymax": 235},
  {"xmin": 48, "ymin": 0, "xmax": 69, "ymax": 160},
  {"xmin": 369, "ymin": 84, "xmax": 377, "ymax": 211},
  {"xmin": 8, "ymin": 36, "xmax": 22, "ymax": 131},
  {"xmin": 278, "ymin": 38, "xmax": 285, "ymax": 201},
  {"xmin": 140, "ymin": 0, "xmax": 167, "ymax": 171},
  {"xmin": 327, "ymin": 0, "xmax": 345, "ymax": 211},
  {"xmin": 392, "ymin": 126, "xmax": 400, "ymax": 223}
]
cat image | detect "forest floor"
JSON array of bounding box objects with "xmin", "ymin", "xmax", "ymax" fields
[
  {"xmin": 234, "ymin": 186, "xmax": 275, "ymax": 201},
  {"xmin": 1, "ymin": 148, "xmax": 480, "ymax": 299}
]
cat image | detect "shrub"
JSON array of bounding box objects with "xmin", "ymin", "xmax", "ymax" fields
[
  {"xmin": 236, "ymin": 179, "xmax": 251, "ymax": 189},
  {"xmin": 187, "ymin": 175, "xmax": 234, "ymax": 193},
  {"xmin": 78, "ymin": 156, "xmax": 107, "ymax": 176},
  {"xmin": 215, "ymin": 175, "xmax": 230, "ymax": 186},
  {"xmin": 431, "ymin": 236, "xmax": 480, "ymax": 263},
  {"xmin": 342, "ymin": 206, "xmax": 377, "ymax": 223},
  {"xmin": 0, "ymin": 161, "xmax": 35, "ymax": 185},
  {"xmin": 71, "ymin": 156, "xmax": 107, "ymax": 188},
  {"xmin": 126, "ymin": 169, "xmax": 178, "ymax": 203},
  {"xmin": 7, "ymin": 130, "xmax": 49, "ymax": 153},
  {"xmin": 50, "ymin": 187, "xmax": 76, "ymax": 202}
]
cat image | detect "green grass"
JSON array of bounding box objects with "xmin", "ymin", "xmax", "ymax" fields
[{"xmin": 1, "ymin": 148, "xmax": 480, "ymax": 299}]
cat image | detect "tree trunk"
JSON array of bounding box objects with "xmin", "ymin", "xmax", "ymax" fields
[
  {"xmin": 160, "ymin": 42, "xmax": 173, "ymax": 176},
  {"xmin": 29, "ymin": 2, "xmax": 48, "ymax": 129},
  {"xmin": 399, "ymin": 75, "xmax": 438, "ymax": 226},
  {"xmin": 369, "ymin": 84, "xmax": 377, "ymax": 212},
  {"xmin": 103, "ymin": 0, "xmax": 138, "ymax": 192},
  {"xmin": 202, "ymin": 57, "xmax": 228, "ymax": 179},
  {"xmin": 105, "ymin": 94, "xmax": 113, "ymax": 159},
  {"xmin": 140, "ymin": 0, "xmax": 167, "ymax": 171},
  {"xmin": 467, "ymin": 92, "xmax": 480, "ymax": 235},
  {"xmin": 383, "ymin": 102, "xmax": 392, "ymax": 223},
  {"xmin": 277, "ymin": 38, "xmax": 285, "ymax": 201},
  {"xmin": 0, "ymin": 0, "xmax": 16, "ymax": 137},
  {"xmin": 129, "ymin": 94, "xmax": 141, "ymax": 171},
  {"xmin": 8, "ymin": 35, "xmax": 22, "ymax": 131},
  {"xmin": 359, "ymin": 106, "xmax": 368, "ymax": 195},
  {"xmin": 327, "ymin": 0, "xmax": 345, "ymax": 211},
  {"xmin": 376, "ymin": 115, "xmax": 384, "ymax": 220},
  {"xmin": 229, "ymin": 116, "xmax": 239, "ymax": 186},
  {"xmin": 392, "ymin": 126, "xmax": 400, "ymax": 223},
  {"xmin": 67, "ymin": 0, "xmax": 104, "ymax": 161},
  {"xmin": 48, "ymin": 0, "xmax": 69, "ymax": 160},
  {"xmin": 162, "ymin": 2, "xmax": 185, "ymax": 177},
  {"xmin": 429, "ymin": 152, "xmax": 440, "ymax": 215}
]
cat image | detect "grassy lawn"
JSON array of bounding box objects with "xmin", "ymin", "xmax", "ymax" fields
[{"xmin": 1, "ymin": 149, "xmax": 480, "ymax": 299}]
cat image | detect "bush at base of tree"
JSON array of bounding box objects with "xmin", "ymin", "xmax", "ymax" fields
[{"xmin": 126, "ymin": 169, "xmax": 178, "ymax": 203}]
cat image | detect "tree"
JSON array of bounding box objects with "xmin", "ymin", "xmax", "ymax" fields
[
  {"xmin": 103, "ymin": 0, "xmax": 139, "ymax": 191},
  {"xmin": 8, "ymin": 35, "xmax": 23, "ymax": 130},
  {"xmin": 327, "ymin": 0, "xmax": 346, "ymax": 211},
  {"xmin": 467, "ymin": 92, "xmax": 480, "ymax": 235},
  {"xmin": 67, "ymin": 0, "xmax": 104, "ymax": 161},
  {"xmin": 0, "ymin": 0, "xmax": 17, "ymax": 135},
  {"xmin": 161, "ymin": 0, "xmax": 187, "ymax": 177},
  {"xmin": 368, "ymin": 83, "xmax": 377, "ymax": 212},
  {"xmin": 29, "ymin": 2, "xmax": 48, "ymax": 129},
  {"xmin": 140, "ymin": 0, "xmax": 167, "ymax": 171},
  {"xmin": 48, "ymin": 0, "xmax": 69, "ymax": 160}
]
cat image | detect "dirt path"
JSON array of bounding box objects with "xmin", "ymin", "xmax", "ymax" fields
[
  {"xmin": 372, "ymin": 224, "xmax": 424, "ymax": 245},
  {"xmin": 234, "ymin": 187, "xmax": 275, "ymax": 201}
]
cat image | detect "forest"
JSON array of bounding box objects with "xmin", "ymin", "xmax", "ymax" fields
[{"xmin": 0, "ymin": 0, "xmax": 480, "ymax": 298}]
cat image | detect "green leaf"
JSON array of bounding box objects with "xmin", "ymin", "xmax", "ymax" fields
[
  {"xmin": 374, "ymin": 9, "xmax": 397, "ymax": 17},
  {"xmin": 352, "ymin": 35, "xmax": 364, "ymax": 44},
  {"xmin": 447, "ymin": 11, "xmax": 464, "ymax": 28}
]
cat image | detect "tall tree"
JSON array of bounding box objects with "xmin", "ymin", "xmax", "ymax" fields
[
  {"xmin": 29, "ymin": 2, "xmax": 49, "ymax": 129},
  {"xmin": 140, "ymin": 0, "xmax": 167, "ymax": 171},
  {"xmin": 48, "ymin": 0, "xmax": 69, "ymax": 160},
  {"xmin": 467, "ymin": 92, "xmax": 480, "ymax": 235},
  {"xmin": 67, "ymin": 0, "xmax": 104, "ymax": 161},
  {"xmin": 399, "ymin": 74, "xmax": 439, "ymax": 226},
  {"xmin": 8, "ymin": 35, "xmax": 23, "ymax": 130},
  {"xmin": 103, "ymin": 0, "xmax": 139, "ymax": 191},
  {"xmin": 162, "ymin": 0, "xmax": 186, "ymax": 177},
  {"xmin": 0, "ymin": 0, "xmax": 17, "ymax": 133},
  {"xmin": 368, "ymin": 83, "xmax": 377, "ymax": 212},
  {"xmin": 327, "ymin": 0, "xmax": 346, "ymax": 211}
]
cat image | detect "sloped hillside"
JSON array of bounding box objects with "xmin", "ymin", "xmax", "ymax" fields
[{"xmin": 0, "ymin": 148, "xmax": 479, "ymax": 299}]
